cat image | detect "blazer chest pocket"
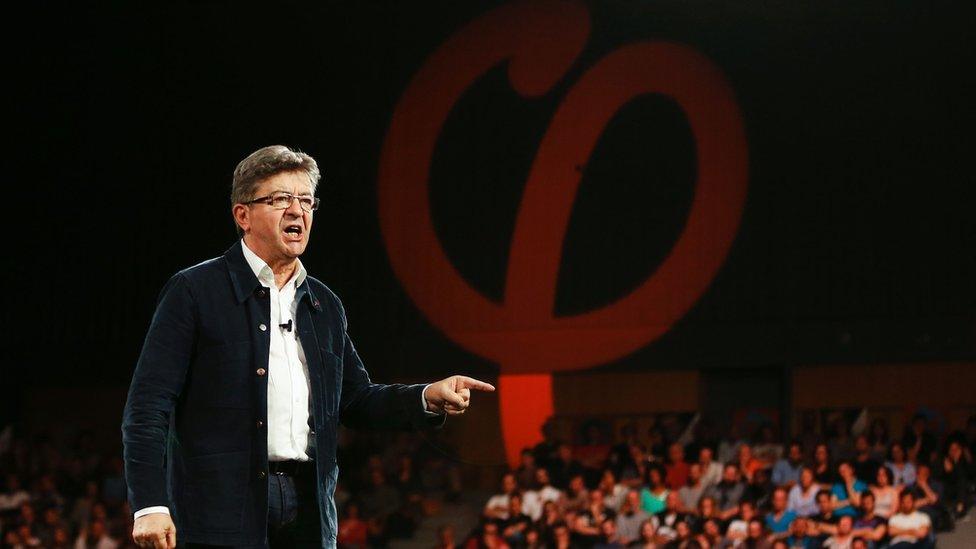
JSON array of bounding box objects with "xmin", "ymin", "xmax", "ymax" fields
[{"xmin": 318, "ymin": 347, "xmax": 342, "ymax": 417}]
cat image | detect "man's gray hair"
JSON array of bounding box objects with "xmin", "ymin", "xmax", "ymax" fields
[{"xmin": 231, "ymin": 145, "xmax": 321, "ymax": 206}]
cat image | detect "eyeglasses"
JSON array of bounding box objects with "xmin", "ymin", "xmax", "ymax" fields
[{"xmin": 245, "ymin": 191, "xmax": 320, "ymax": 212}]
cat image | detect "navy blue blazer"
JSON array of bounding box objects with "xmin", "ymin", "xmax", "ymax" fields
[{"xmin": 121, "ymin": 240, "xmax": 445, "ymax": 547}]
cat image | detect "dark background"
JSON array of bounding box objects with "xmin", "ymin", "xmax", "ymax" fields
[{"xmin": 8, "ymin": 1, "xmax": 975, "ymax": 426}]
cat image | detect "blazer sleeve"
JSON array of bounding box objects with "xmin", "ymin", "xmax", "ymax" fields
[
  {"xmin": 335, "ymin": 301, "xmax": 446, "ymax": 431},
  {"xmin": 121, "ymin": 273, "xmax": 197, "ymax": 512}
]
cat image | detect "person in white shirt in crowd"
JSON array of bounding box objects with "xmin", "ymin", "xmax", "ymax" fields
[
  {"xmin": 787, "ymin": 466, "xmax": 820, "ymax": 517},
  {"xmin": 699, "ymin": 446, "xmax": 724, "ymax": 489},
  {"xmin": 483, "ymin": 472, "xmax": 519, "ymax": 520},
  {"xmin": 676, "ymin": 463, "xmax": 706, "ymax": 514},
  {"xmin": 598, "ymin": 469, "xmax": 628, "ymax": 512},
  {"xmin": 771, "ymin": 442, "xmax": 805, "ymax": 488},
  {"xmin": 521, "ymin": 467, "xmax": 563, "ymax": 521},
  {"xmin": 885, "ymin": 442, "xmax": 916, "ymax": 488},
  {"xmin": 870, "ymin": 465, "xmax": 899, "ymax": 519},
  {"xmin": 822, "ymin": 515, "xmax": 855, "ymax": 549},
  {"xmin": 886, "ymin": 490, "xmax": 932, "ymax": 549}
]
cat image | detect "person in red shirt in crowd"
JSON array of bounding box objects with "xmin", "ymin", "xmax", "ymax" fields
[
  {"xmin": 665, "ymin": 442, "xmax": 690, "ymax": 490},
  {"xmin": 337, "ymin": 502, "xmax": 368, "ymax": 548}
]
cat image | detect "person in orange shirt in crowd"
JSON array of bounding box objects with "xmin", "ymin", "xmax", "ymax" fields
[{"xmin": 665, "ymin": 442, "xmax": 690, "ymax": 490}]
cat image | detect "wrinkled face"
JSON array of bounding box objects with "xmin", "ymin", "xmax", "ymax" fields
[{"xmin": 234, "ymin": 171, "xmax": 314, "ymax": 265}]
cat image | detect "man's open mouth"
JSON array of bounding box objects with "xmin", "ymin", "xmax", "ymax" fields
[{"xmin": 283, "ymin": 224, "xmax": 303, "ymax": 236}]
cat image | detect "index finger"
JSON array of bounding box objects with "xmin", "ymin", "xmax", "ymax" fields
[{"xmin": 456, "ymin": 376, "xmax": 495, "ymax": 392}]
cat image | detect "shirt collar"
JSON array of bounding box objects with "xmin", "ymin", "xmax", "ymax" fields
[{"xmin": 240, "ymin": 238, "xmax": 307, "ymax": 289}]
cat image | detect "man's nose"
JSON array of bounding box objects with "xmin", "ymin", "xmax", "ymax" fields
[{"xmin": 285, "ymin": 196, "xmax": 304, "ymax": 216}]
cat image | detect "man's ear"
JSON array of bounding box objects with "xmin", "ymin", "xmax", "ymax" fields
[{"xmin": 232, "ymin": 204, "xmax": 250, "ymax": 234}]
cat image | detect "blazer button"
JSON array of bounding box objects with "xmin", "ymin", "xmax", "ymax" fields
[
  {"xmin": 310, "ymin": 430, "xmax": 315, "ymax": 436},
  {"xmin": 256, "ymin": 368, "xmax": 267, "ymax": 376},
  {"xmin": 256, "ymin": 420, "xmax": 264, "ymax": 428},
  {"xmin": 259, "ymin": 323, "xmax": 267, "ymax": 331},
  {"xmin": 257, "ymin": 289, "xmax": 266, "ymax": 297},
  {"xmin": 258, "ymin": 470, "xmax": 266, "ymax": 479}
]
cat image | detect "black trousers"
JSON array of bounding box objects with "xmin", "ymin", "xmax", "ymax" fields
[{"xmin": 184, "ymin": 461, "xmax": 322, "ymax": 548}]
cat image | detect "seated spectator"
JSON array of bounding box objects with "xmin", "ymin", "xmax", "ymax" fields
[
  {"xmin": 771, "ymin": 442, "xmax": 804, "ymax": 489},
  {"xmin": 337, "ymin": 502, "xmax": 368, "ymax": 549},
  {"xmin": 465, "ymin": 520, "xmax": 511, "ymax": 549},
  {"xmin": 735, "ymin": 444, "xmax": 764, "ymax": 484},
  {"xmin": 621, "ymin": 444, "xmax": 650, "ymax": 489},
  {"xmin": 0, "ymin": 474, "xmax": 31, "ymax": 513},
  {"xmin": 550, "ymin": 521, "xmax": 572, "ymax": 549},
  {"xmin": 577, "ymin": 423, "xmax": 613, "ymax": 487},
  {"xmin": 535, "ymin": 499, "xmax": 563, "ymax": 544},
  {"xmin": 500, "ymin": 493, "xmax": 533, "ymax": 546},
  {"xmin": 784, "ymin": 517, "xmax": 817, "ymax": 549},
  {"xmin": 813, "ymin": 444, "xmax": 838, "ymax": 485},
  {"xmin": 699, "ymin": 518, "xmax": 724, "ymax": 548},
  {"xmin": 869, "ymin": 465, "xmax": 898, "ymax": 518},
  {"xmin": 634, "ymin": 518, "xmax": 657, "ymax": 548},
  {"xmin": 764, "ymin": 487, "xmax": 795, "ymax": 539},
  {"xmin": 694, "ymin": 496, "xmax": 720, "ymax": 534},
  {"xmin": 724, "ymin": 500, "xmax": 759, "ymax": 544},
  {"xmin": 786, "ymin": 467, "xmax": 819, "ymax": 517},
  {"xmin": 829, "ymin": 419, "xmax": 856, "ymax": 463},
  {"xmin": 523, "ymin": 527, "xmax": 544, "ymax": 549},
  {"xmin": 906, "ymin": 463, "xmax": 952, "ymax": 532},
  {"xmin": 809, "ymin": 489, "xmax": 839, "ymax": 541},
  {"xmin": 941, "ymin": 439, "xmax": 972, "ymax": 519},
  {"xmin": 850, "ymin": 537, "xmax": 868, "ymax": 549},
  {"xmin": 68, "ymin": 480, "xmax": 100, "ymax": 534},
  {"xmin": 484, "ymin": 473, "xmax": 519, "ymax": 520},
  {"xmin": 665, "ymin": 443, "xmax": 690, "ymax": 491},
  {"xmin": 640, "ymin": 466, "xmax": 670, "ymax": 516},
  {"xmin": 831, "ymin": 461, "xmax": 866, "ymax": 517},
  {"xmin": 868, "ymin": 419, "xmax": 890, "ymax": 462},
  {"xmin": 743, "ymin": 518, "xmax": 771, "ymax": 549},
  {"xmin": 564, "ymin": 474, "xmax": 590, "ymax": 513},
  {"xmin": 600, "ymin": 469, "xmax": 629, "ymax": 512},
  {"xmin": 664, "ymin": 519, "xmax": 695, "ymax": 549},
  {"xmin": 36, "ymin": 506, "xmax": 69, "ymax": 547},
  {"xmin": 852, "ymin": 435, "xmax": 880, "ymax": 485},
  {"xmin": 595, "ymin": 517, "xmax": 626, "ymax": 549},
  {"xmin": 885, "ymin": 442, "xmax": 916, "ymax": 487},
  {"xmin": 523, "ymin": 467, "xmax": 563, "ymax": 521},
  {"xmin": 615, "ymin": 490, "xmax": 652, "ymax": 546},
  {"xmin": 851, "ymin": 491, "xmax": 887, "ymax": 549},
  {"xmin": 7, "ymin": 523, "xmax": 41, "ymax": 548},
  {"xmin": 656, "ymin": 492, "xmax": 688, "ymax": 543},
  {"xmin": 516, "ymin": 448, "xmax": 539, "ymax": 491},
  {"xmin": 703, "ymin": 463, "xmax": 745, "ymax": 521},
  {"xmin": 74, "ymin": 518, "xmax": 118, "ymax": 549},
  {"xmin": 550, "ymin": 443, "xmax": 586, "ymax": 491},
  {"xmin": 822, "ymin": 515, "xmax": 855, "ymax": 549},
  {"xmin": 676, "ymin": 463, "xmax": 706, "ymax": 514},
  {"xmin": 699, "ymin": 446, "xmax": 724, "ymax": 490},
  {"xmin": 887, "ymin": 490, "xmax": 933, "ymax": 549},
  {"xmin": 902, "ymin": 414, "xmax": 936, "ymax": 468},
  {"xmin": 753, "ymin": 425, "xmax": 785, "ymax": 467},
  {"xmin": 744, "ymin": 467, "xmax": 773, "ymax": 512}
]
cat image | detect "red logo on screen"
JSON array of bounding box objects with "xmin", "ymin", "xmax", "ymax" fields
[{"xmin": 378, "ymin": 0, "xmax": 748, "ymax": 465}]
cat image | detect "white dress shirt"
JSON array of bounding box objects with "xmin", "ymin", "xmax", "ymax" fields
[{"xmin": 134, "ymin": 239, "xmax": 440, "ymax": 519}]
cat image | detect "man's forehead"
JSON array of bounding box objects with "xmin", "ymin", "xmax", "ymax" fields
[{"xmin": 256, "ymin": 171, "xmax": 314, "ymax": 194}]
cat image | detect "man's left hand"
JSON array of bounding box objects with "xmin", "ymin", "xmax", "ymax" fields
[{"xmin": 423, "ymin": 375, "xmax": 495, "ymax": 415}]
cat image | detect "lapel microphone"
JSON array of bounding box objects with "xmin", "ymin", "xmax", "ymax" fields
[{"xmin": 279, "ymin": 319, "xmax": 293, "ymax": 332}]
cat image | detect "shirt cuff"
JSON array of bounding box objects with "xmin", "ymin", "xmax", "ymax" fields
[
  {"xmin": 134, "ymin": 506, "xmax": 170, "ymax": 519},
  {"xmin": 421, "ymin": 383, "xmax": 442, "ymax": 416}
]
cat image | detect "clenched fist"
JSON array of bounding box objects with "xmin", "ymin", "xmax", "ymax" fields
[
  {"xmin": 423, "ymin": 375, "xmax": 495, "ymax": 415},
  {"xmin": 133, "ymin": 512, "xmax": 176, "ymax": 549}
]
